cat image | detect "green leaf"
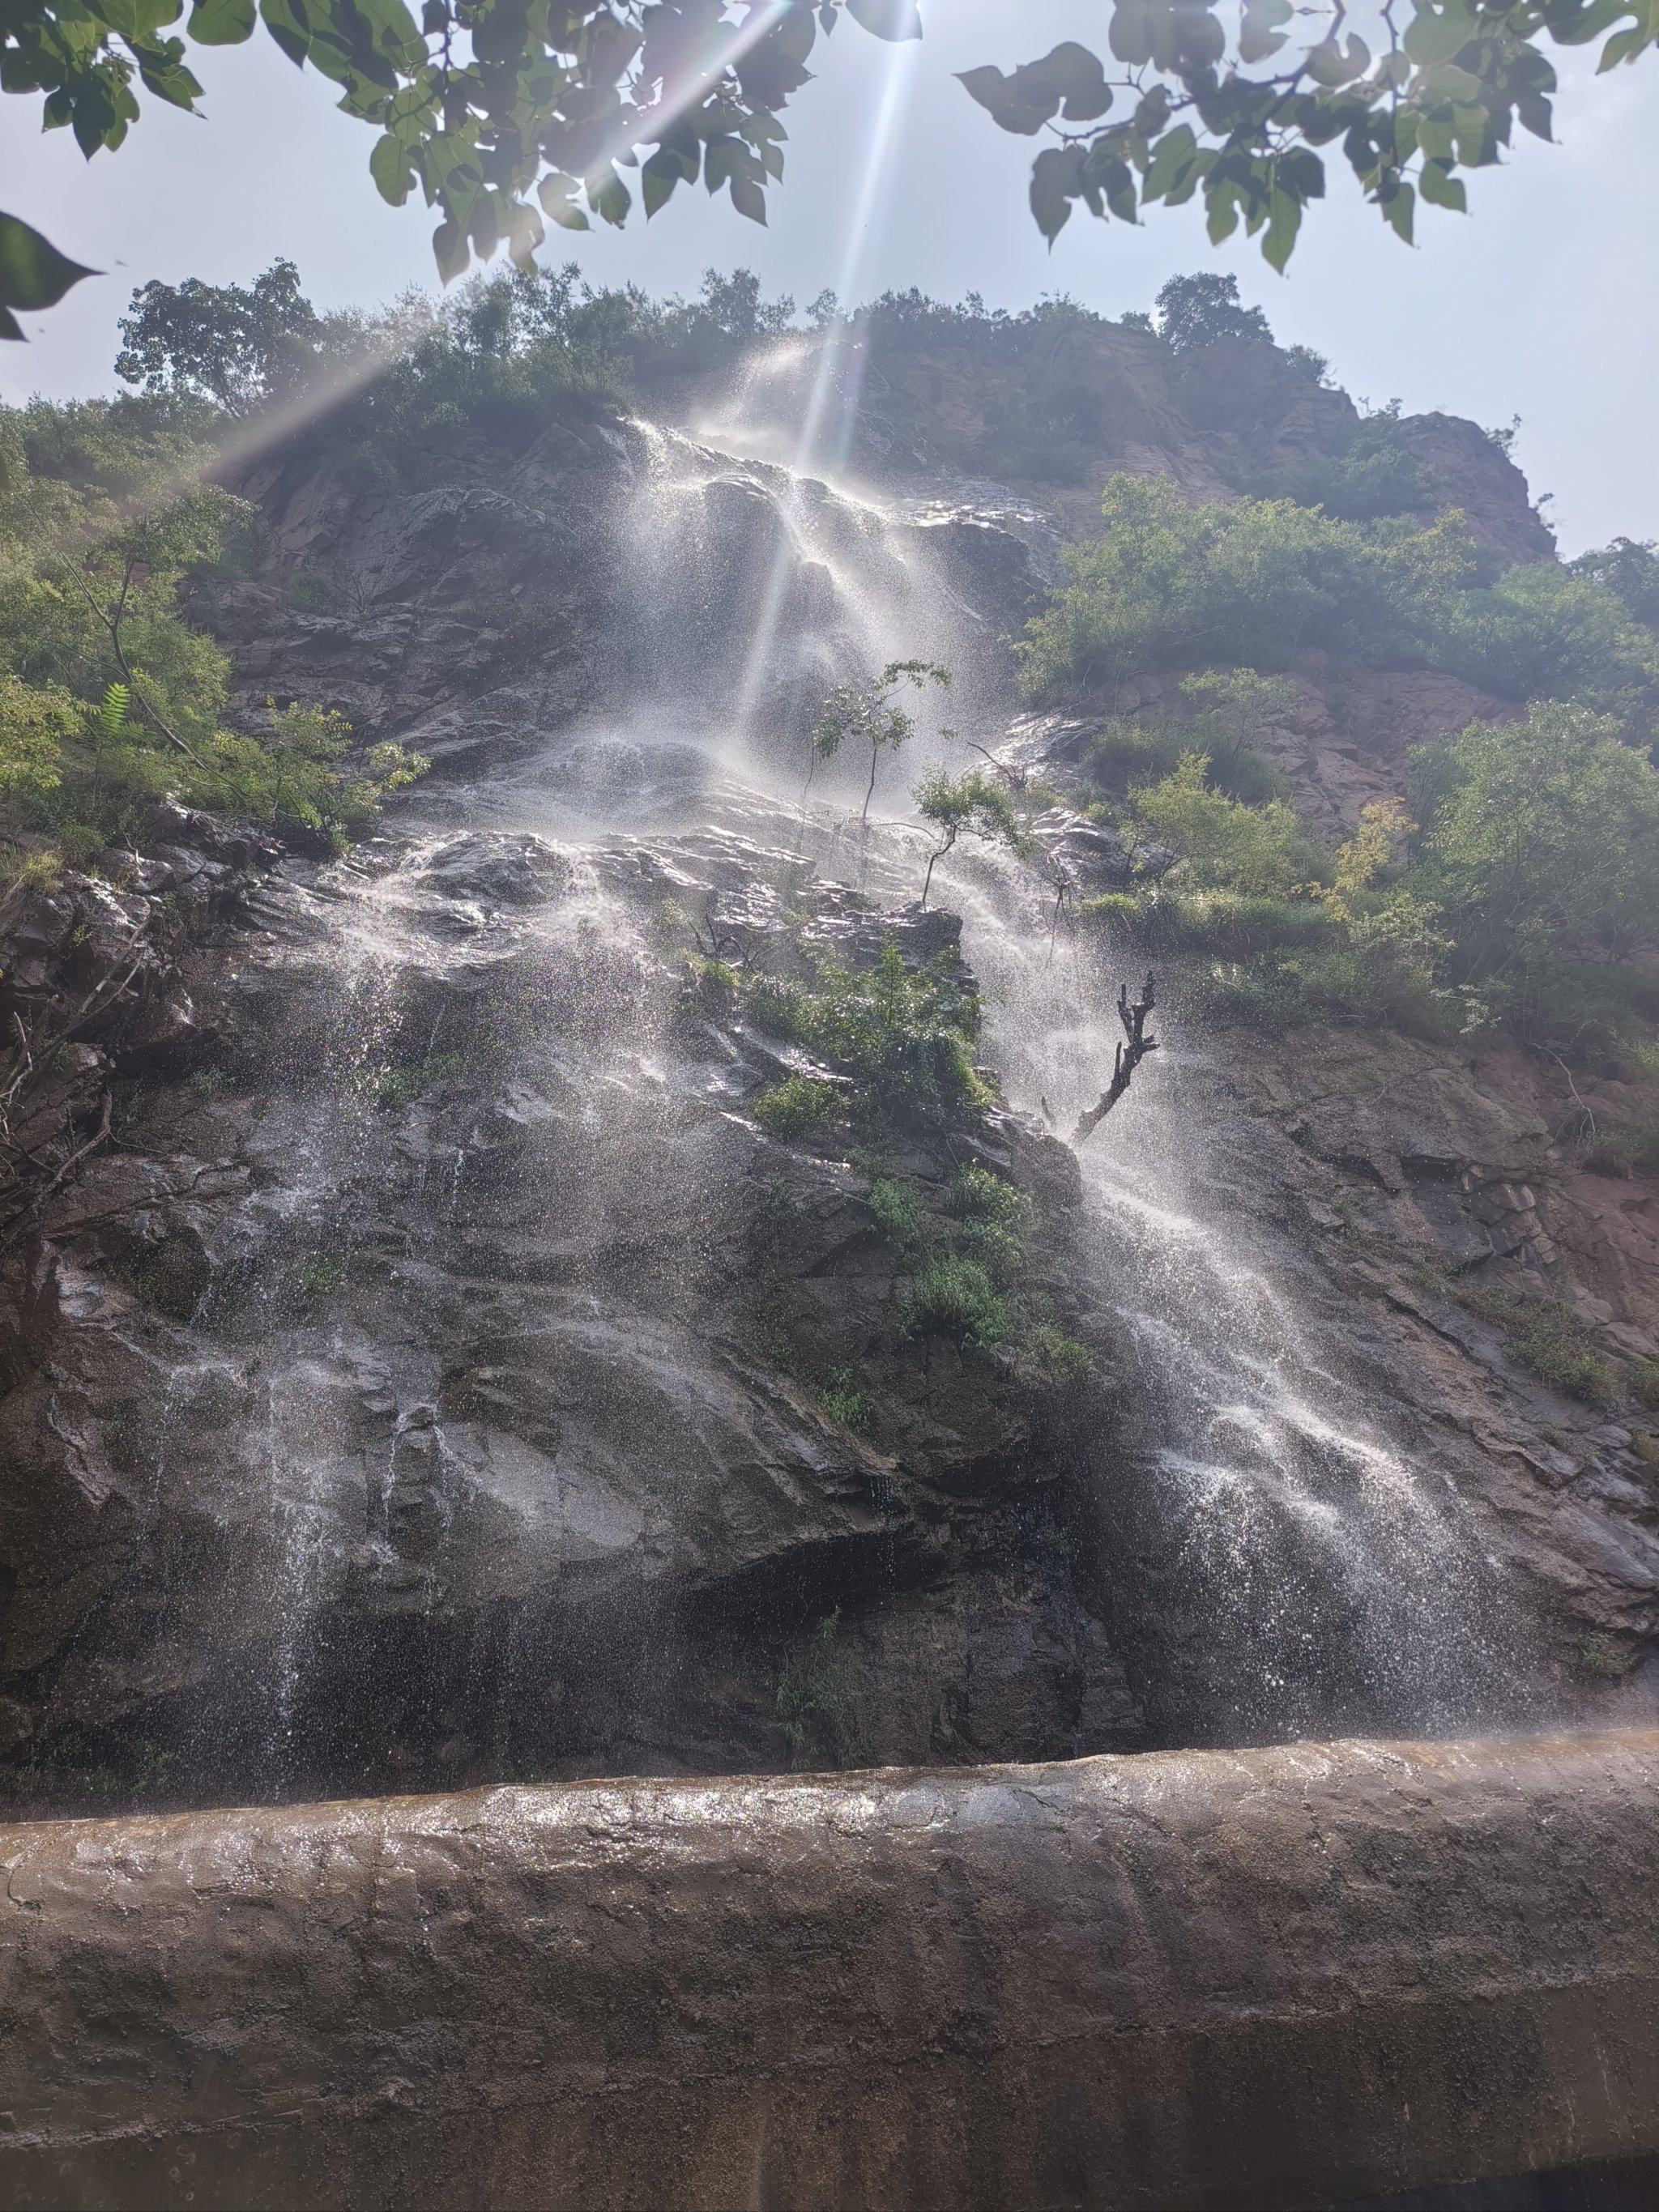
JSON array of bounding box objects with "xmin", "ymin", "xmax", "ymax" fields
[
  {"xmin": 1418, "ymin": 158, "xmax": 1467, "ymax": 211},
  {"xmin": 1403, "ymin": 0, "xmax": 1478, "ymax": 68},
  {"xmin": 956, "ymin": 66, "xmax": 1051, "ymax": 135},
  {"xmin": 846, "ymin": 0, "xmax": 921, "ymax": 38},
  {"xmin": 187, "ymin": 0, "xmax": 254, "ymax": 42},
  {"xmin": 586, "ymin": 164, "xmax": 631, "ymax": 227},
  {"xmin": 432, "ymin": 217, "xmax": 469, "ymax": 283},
  {"xmin": 1026, "ymin": 40, "xmax": 1112, "ymax": 121},
  {"xmin": 1109, "ymin": 0, "xmax": 1155, "ymax": 66},
  {"xmin": 1030, "ymin": 145, "xmax": 1085, "ymax": 243},
  {"xmin": 730, "ymin": 171, "xmax": 767, "ymax": 224},
  {"xmin": 1378, "ymin": 176, "xmax": 1416, "ymax": 244},
  {"xmin": 1261, "ymin": 186, "xmax": 1301, "ymax": 271},
  {"xmin": 258, "ymin": 0, "xmax": 311, "ymax": 66},
  {"xmin": 1239, "ymin": 0, "xmax": 1293, "ymax": 65},
  {"xmin": 370, "ymin": 130, "xmax": 414, "ymax": 202},
  {"xmin": 1305, "ymin": 33, "xmax": 1371, "ymax": 85},
  {"xmin": 642, "ymin": 148, "xmax": 689, "ymax": 216},
  {"xmin": 537, "ymin": 173, "xmax": 590, "ymax": 229},
  {"xmin": 1141, "ymin": 122, "xmax": 1199, "ymax": 202},
  {"xmin": 0, "ymin": 212, "xmax": 96, "ymax": 332}
]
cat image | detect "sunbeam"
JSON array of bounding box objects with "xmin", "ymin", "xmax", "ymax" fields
[{"xmin": 727, "ymin": 29, "xmax": 923, "ymax": 737}]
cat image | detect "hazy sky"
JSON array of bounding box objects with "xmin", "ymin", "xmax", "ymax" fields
[{"xmin": 0, "ymin": 1, "xmax": 1649, "ymax": 555}]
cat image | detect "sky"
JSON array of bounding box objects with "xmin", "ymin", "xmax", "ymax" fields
[{"xmin": 0, "ymin": 1, "xmax": 1651, "ymax": 556}]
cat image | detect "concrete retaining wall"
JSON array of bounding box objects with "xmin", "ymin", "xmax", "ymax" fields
[{"xmin": 3, "ymin": 1730, "xmax": 1658, "ymax": 2210}]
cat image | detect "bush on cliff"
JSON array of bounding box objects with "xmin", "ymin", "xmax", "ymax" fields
[
  {"xmin": 1087, "ymin": 701, "xmax": 1659, "ymax": 1063},
  {"xmin": 0, "ymin": 399, "xmax": 422, "ymax": 873},
  {"xmin": 1024, "ymin": 476, "xmax": 1659, "ymax": 748}
]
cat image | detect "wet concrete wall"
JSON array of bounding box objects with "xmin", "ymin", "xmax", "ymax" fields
[{"xmin": 2, "ymin": 1730, "xmax": 1657, "ymax": 2211}]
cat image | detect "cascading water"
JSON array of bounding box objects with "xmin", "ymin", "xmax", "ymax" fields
[
  {"xmin": 464, "ymin": 417, "xmax": 1538, "ymax": 1751},
  {"xmin": 928, "ymin": 856, "xmax": 1533, "ymax": 1744},
  {"xmin": 9, "ymin": 407, "xmax": 1546, "ymax": 1813}
]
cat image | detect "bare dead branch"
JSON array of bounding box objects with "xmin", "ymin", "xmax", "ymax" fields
[{"xmin": 1073, "ymin": 973, "xmax": 1159, "ymax": 1145}]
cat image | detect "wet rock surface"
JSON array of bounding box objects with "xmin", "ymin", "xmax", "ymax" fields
[
  {"xmin": 0, "ymin": 353, "xmax": 1649, "ymax": 1821},
  {"xmin": 0, "ymin": 816, "xmax": 1140, "ymax": 1810},
  {"xmin": 3, "ymin": 1729, "xmax": 1657, "ymax": 2211}
]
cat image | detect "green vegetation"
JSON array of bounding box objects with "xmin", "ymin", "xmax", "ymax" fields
[
  {"xmin": 1425, "ymin": 1270, "xmax": 1618, "ymax": 1405},
  {"xmin": 815, "ymin": 1369, "xmax": 872, "ymax": 1432},
  {"xmin": 775, "ymin": 1608, "xmax": 862, "ymax": 1773},
  {"xmin": 748, "ymin": 940, "xmax": 990, "ymax": 1133},
  {"xmin": 1128, "ymin": 754, "xmax": 1316, "ymax": 897},
  {"xmin": 1081, "ymin": 697, "xmax": 1659, "ymax": 1067},
  {"xmin": 1247, "ymin": 403, "xmax": 1439, "ymax": 524},
  {"xmin": 810, "ymin": 659, "xmax": 950, "ymax": 826},
  {"xmin": 292, "ymin": 1252, "xmax": 346, "ymax": 1296},
  {"xmin": 867, "ymin": 1173, "xmax": 923, "ymax": 1256},
  {"xmin": 914, "ymin": 767, "xmax": 1028, "ymax": 905},
  {"xmin": 1022, "ymin": 476, "xmax": 1659, "ymax": 748},
  {"xmin": 1628, "ymin": 1361, "xmax": 1659, "ymax": 1414},
  {"xmin": 902, "ymin": 1251, "xmax": 1012, "ymax": 1353},
  {"xmin": 752, "ymin": 1074, "xmax": 839, "ymax": 1139},
  {"xmin": 0, "ymin": 398, "xmax": 424, "ymax": 872},
  {"xmin": 373, "ymin": 1051, "xmax": 466, "ymax": 1109},
  {"xmin": 8, "ymin": 0, "xmax": 1654, "ymax": 350},
  {"xmin": 1578, "ymin": 1630, "xmax": 1638, "ymax": 1679}
]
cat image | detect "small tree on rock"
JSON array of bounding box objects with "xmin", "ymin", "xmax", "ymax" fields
[
  {"xmin": 811, "ymin": 658, "xmax": 950, "ymax": 825},
  {"xmin": 914, "ymin": 768, "xmax": 1029, "ymax": 906}
]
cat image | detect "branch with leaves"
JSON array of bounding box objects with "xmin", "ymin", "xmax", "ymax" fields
[
  {"xmin": 960, "ymin": 2, "xmax": 1658, "ymax": 268},
  {"xmin": 913, "ymin": 768, "xmax": 1029, "ymax": 906},
  {"xmin": 810, "ymin": 657, "xmax": 949, "ymax": 825},
  {"xmin": 4, "ymin": 0, "xmax": 1657, "ymax": 339}
]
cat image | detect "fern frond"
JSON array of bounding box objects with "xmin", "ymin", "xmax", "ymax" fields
[{"xmin": 97, "ymin": 682, "xmax": 130, "ymax": 740}]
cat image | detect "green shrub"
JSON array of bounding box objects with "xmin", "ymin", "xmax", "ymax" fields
[
  {"xmin": 775, "ymin": 1609, "xmax": 862, "ymax": 1771},
  {"xmin": 902, "ymin": 1253, "xmax": 1010, "ymax": 1350},
  {"xmin": 749, "ymin": 940, "xmax": 989, "ymax": 1132},
  {"xmin": 1019, "ymin": 475, "xmax": 1476, "ymax": 695},
  {"xmin": 1020, "ymin": 472, "xmax": 1659, "ymax": 750},
  {"xmin": 1583, "ymin": 1119, "xmax": 1659, "ymax": 1179},
  {"xmin": 868, "ymin": 1174, "xmax": 923, "ymax": 1254},
  {"xmin": 374, "ymin": 1051, "xmax": 466, "ymax": 1108},
  {"xmin": 1128, "ymin": 753, "xmax": 1323, "ymax": 896},
  {"xmin": 753, "ymin": 1075, "xmax": 838, "ymax": 1139},
  {"xmin": 0, "ymin": 402, "xmax": 423, "ymax": 856},
  {"xmin": 292, "ymin": 1252, "xmax": 344, "ymax": 1295},
  {"xmin": 1578, "ymin": 1630, "xmax": 1637, "ymax": 1679},
  {"xmin": 1627, "ymin": 1358, "xmax": 1659, "ymax": 1413},
  {"xmin": 286, "ymin": 568, "xmax": 343, "ymax": 613},
  {"xmin": 816, "ymin": 1369, "xmax": 872, "ymax": 1430},
  {"xmin": 1451, "ymin": 1281, "xmax": 1618, "ymax": 1405},
  {"xmin": 948, "ymin": 1161, "xmax": 1021, "ymax": 1225},
  {"xmin": 1017, "ymin": 1325, "xmax": 1094, "ymax": 1382}
]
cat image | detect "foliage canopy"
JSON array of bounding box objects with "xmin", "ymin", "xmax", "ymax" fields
[
  {"xmin": 1023, "ymin": 474, "xmax": 1659, "ymax": 749},
  {"xmin": 3, "ymin": 0, "xmax": 1658, "ymax": 335}
]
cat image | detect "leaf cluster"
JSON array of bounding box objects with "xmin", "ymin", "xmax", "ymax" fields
[
  {"xmin": 1094, "ymin": 696, "xmax": 1659, "ymax": 1065},
  {"xmin": 958, "ymin": 1, "xmax": 1659, "ymax": 268},
  {"xmin": 748, "ymin": 938, "xmax": 988, "ymax": 1132}
]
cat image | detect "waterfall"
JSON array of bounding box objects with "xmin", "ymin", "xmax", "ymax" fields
[
  {"xmin": 479, "ymin": 423, "xmax": 1537, "ymax": 1750},
  {"xmin": 8, "ymin": 413, "xmax": 1546, "ymax": 1814}
]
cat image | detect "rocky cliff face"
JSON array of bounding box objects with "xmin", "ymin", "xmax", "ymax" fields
[
  {"xmin": 0, "ymin": 335, "xmax": 1648, "ymax": 1816},
  {"xmin": 692, "ymin": 318, "xmax": 1554, "ymax": 564}
]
